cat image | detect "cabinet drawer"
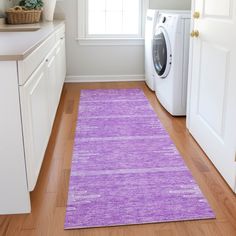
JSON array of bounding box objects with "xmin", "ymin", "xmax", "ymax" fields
[
  {"xmin": 55, "ymin": 24, "xmax": 65, "ymax": 41},
  {"xmin": 18, "ymin": 33, "xmax": 56, "ymax": 86}
]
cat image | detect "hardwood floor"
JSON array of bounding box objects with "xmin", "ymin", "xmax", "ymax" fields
[{"xmin": 1, "ymin": 82, "xmax": 236, "ymax": 236}]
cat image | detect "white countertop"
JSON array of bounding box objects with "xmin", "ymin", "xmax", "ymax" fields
[{"xmin": 0, "ymin": 20, "xmax": 65, "ymax": 61}]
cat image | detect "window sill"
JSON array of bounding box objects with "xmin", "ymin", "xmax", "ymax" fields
[{"xmin": 76, "ymin": 38, "xmax": 145, "ymax": 46}]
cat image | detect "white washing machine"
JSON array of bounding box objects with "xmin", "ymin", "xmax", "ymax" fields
[
  {"xmin": 153, "ymin": 12, "xmax": 190, "ymax": 116},
  {"xmin": 144, "ymin": 9, "xmax": 159, "ymax": 91}
]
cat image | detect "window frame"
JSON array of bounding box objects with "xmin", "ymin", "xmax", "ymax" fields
[
  {"xmin": 77, "ymin": 0, "xmax": 148, "ymax": 46},
  {"xmin": 85, "ymin": 0, "xmax": 143, "ymax": 39}
]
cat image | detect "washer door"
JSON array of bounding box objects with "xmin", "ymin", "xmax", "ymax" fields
[{"xmin": 152, "ymin": 27, "xmax": 172, "ymax": 78}]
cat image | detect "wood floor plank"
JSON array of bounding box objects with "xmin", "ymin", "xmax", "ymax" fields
[
  {"xmin": 21, "ymin": 193, "xmax": 56, "ymax": 230},
  {"xmin": 62, "ymin": 140, "xmax": 74, "ymax": 170},
  {"xmin": 65, "ymin": 99, "xmax": 75, "ymax": 114},
  {"xmin": 1, "ymin": 82, "xmax": 236, "ymax": 236},
  {"xmin": 56, "ymin": 170, "xmax": 71, "ymax": 207},
  {"xmin": 0, "ymin": 216, "xmax": 10, "ymax": 236},
  {"xmin": 19, "ymin": 229, "xmax": 37, "ymax": 236},
  {"xmin": 198, "ymin": 222, "xmax": 223, "ymax": 236},
  {"xmin": 46, "ymin": 160, "xmax": 63, "ymax": 193}
]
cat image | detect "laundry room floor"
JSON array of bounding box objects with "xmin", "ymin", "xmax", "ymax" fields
[{"xmin": 0, "ymin": 82, "xmax": 236, "ymax": 236}]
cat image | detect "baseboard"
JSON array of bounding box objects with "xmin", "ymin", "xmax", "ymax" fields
[{"xmin": 65, "ymin": 75, "xmax": 145, "ymax": 83}]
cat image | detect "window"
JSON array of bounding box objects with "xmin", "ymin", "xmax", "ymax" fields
[
  {"xmin": 77, "ymin": 0, "xmax": 147, "ymax": 45},
  {"xmin": 87, "ymin": 0, "xmax": 141, "ymax": 37}
]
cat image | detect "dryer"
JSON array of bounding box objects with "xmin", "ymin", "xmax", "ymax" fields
[
  {"xmin": 153, "ymin": 12, "xmax": 190, "ymax": 116},
  {"xmin": 144, "ymin": 9, "xmax": 159, "ymax": 91}
]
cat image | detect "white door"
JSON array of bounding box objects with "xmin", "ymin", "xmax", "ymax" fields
[
  {"xmin": 187, "ymin": 0, "xmax": 236, "ymax": 191},
  {"xmin": 20, "ymin": 60, "xmax": 50, "ymax": 191}
]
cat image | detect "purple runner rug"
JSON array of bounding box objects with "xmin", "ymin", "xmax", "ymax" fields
[{"xmin": 64, "ymin": 89, "xmax": 215, "ymax": 229}]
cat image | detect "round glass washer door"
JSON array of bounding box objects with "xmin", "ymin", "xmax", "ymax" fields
[{"xmin": 152, "ymin": 27, "xmax": 172, "ymax": 78}]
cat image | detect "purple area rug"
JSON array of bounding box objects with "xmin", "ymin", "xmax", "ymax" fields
[{"xmin": 64, "ymin": 89, "xmax": 215, "ymax": 229}]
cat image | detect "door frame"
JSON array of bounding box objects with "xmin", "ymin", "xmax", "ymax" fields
[{"xmin": 186, "ymin": 0, "xmax": 195, "ymax": 130}]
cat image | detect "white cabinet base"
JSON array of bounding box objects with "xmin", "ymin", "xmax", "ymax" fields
[{"xmin": 0, "ymin": 61, "xmax": 31, "ymax": 214}]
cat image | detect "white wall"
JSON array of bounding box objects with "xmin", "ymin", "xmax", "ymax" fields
[
  {"xmin": 0, "ymin": 0, "xmax": 15, "ymax": 17},
  {"xmin": 55, "ymin": 0, "xmax": 145, "ymax": 82},
  {"xmin": 55, "ymin": 0, "xmax": 191, "ymax": 82},
  {"xmin": 149, "ymin": 0, "xmax": 191, "ymax": 10}
]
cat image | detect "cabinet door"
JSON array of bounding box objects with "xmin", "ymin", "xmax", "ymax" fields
[
  {"xmin": 61, "ymin": 36, "xmax": 66, "ymax": 84},
  {"xmin": 20, "ymin": 60, "xmax": 50, "ymax": 191},
  {"xmin": 55, "ymin": 35, "xmax": 66, "ymax": 101},
  {"xmin": 46, "ymin": 46, "xmax": 57, "ymax": 128}
]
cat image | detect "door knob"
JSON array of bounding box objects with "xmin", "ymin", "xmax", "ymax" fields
[
  {"xmin": 193, "ymin": 12, "xmax": 200, "ymax": 19},
  {"xmin": 190, "ymin": 30, "xmax": 200, "ymax": 38}
]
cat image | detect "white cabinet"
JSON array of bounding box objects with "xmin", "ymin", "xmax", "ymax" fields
[
  {"xmin": 19, "ymin": 24, "xmax": 66, "ymax": 191},
  {"xmin": 20, "ymin": 60, "xmax": 51, "ymax": 191},
  {"xmin": 0, "ymin": 22, "xmax": 66, "ymax": 214}
]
